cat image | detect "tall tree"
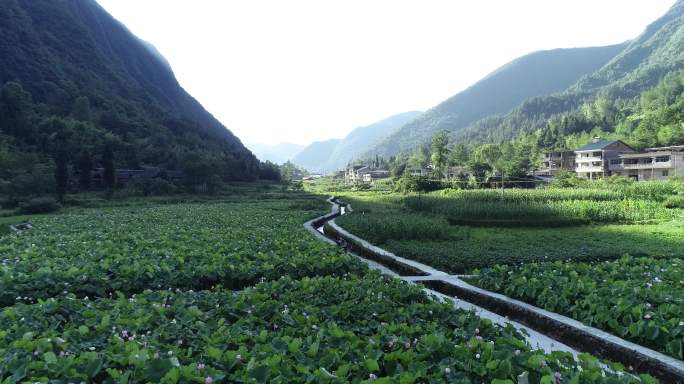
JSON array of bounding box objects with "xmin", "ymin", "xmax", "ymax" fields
[
  {"xmin": 409, "ymin": 145, "xmax": 430, "ymax": 168},
  {"xmin": 102, "ymin": 144, "xmax": 116, "ymax": 190},
  {"xmin": 449, "ymin": 143, "xmax": 470, "ymax": 166},
  {"xmin": 474, "ymin": 144, "xmax": 503, "ymax": 174},
  {"xmin": 54, "ymin": 149, "xmax": 69, "ymax": 199},
  {"xmin": 71, "ymin": 96, "xmax": 91, "ymax": 122},
  {"xmin": 78, "ymin": 151, "xmax": 93, "ymax": 190},
  {"xmin": 0, "ymin": 82, "xmax": 35, "ymax": 141},
  {"xmin": 431, "ymin": 131, "xmax": 450, "ymax": 177}
]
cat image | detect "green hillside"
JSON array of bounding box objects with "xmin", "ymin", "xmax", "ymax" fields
[
  {"xmin": 0, "ymin": 0, "xmax": 259, "ymax": 199},
  {"xmin": 456, "ymin": 0, "xmax": 684, "ymax": 146}
]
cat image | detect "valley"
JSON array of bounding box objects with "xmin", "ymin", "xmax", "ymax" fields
[{"xmin": 1, "ymin": 0, "xmax": 684, "ymax": 382}]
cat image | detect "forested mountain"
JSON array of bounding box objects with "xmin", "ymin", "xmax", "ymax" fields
[
  {"xmin": 0, "ymin": 0, "xmax": 259, "ymax": 198},
  {"xmin": 368, "ymin": 45, "xmax": 627, "ymax": 156},
  {"xmin": 455, "ymin": 0, "xmax": 684, "ymax": 146},
  {"xmin": 246, "ymin": 142, "xmax": 304, "ymax": 164},
  {"xmin": 293, "ymin": 111, "xmax": 422, "ymax": 173}
]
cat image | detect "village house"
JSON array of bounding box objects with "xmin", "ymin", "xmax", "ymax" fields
[
  {"xmin": 540, "ymin": 139, "xmax": 684, "ymax": 181},
  {"xmin": 405, "ymin": 165, "xmax": 431, "ymax": 177},
  {"xmin": 574, "ymin": 139, "xmax": 635, "ymax": 179},
  {"xmin": 344, "ymin": 165, "xmax": 391, "ymax": 183},
  {"xmin": 445, "ymin": 166, "xmax": 470, "ymax": 179},
  {"xmin": 609, "ymin": 145, "xmax": 684, "ymax": 181},
  {"xmin": 538, "ymin": 150, "xmax": 576, "ymax": 176},
  {"xmin": 91, "ymin": 166, "xmax": 185, "ymax": 186},
  {"xmin": 345, "ymin": 165, "xmax": 369, "ymax": 183},
  {"xmin": 362, "ymin": 170, "xmax": 391, "ymax": 183}
]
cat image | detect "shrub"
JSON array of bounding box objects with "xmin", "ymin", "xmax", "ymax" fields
[
  {"xmin": 664, "ymin": 195, "xmax": 684, "ymax": 209},
  {"xmin": 394, "ymin": 176, "xmax": 444, "ymax": 193},
  {"xmin": 17, "ymin": 196, "xmax": 61, "ymax": 214},
  {"xmin": 551, "ymin": 170, "xmax": 587, "ymax": 188},
  {"xmin": 128, "ymin": 177, "xmax": 178, "ymax": 196}
]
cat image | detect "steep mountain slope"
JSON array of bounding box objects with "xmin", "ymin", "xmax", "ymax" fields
[
  {"xmin": 293, "ymin": 111, "xmax": 422, "ymax": 173},
  {"xmin": 456, "ymin": 0, "xmax": 684, "ymax": 145},
  {"xmin": 368, "ymin": 45, "xmax": 627, "ymax": 156},
  {"xmin": 0, "ymin": 0, "xmax": 257, "ymax": 177},
  {"xmin": 246, "ymin": 142, "xmax": 304, "ymax": 164}
]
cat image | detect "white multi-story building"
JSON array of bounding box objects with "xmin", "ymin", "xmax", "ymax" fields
[{"xmin": 574, "ymin": 140, "xmax": 635, "ymax": 179}]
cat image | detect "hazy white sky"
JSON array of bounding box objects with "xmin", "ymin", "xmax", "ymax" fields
[{"xmin": 97, "ymin": 0, "xmax": 674, "ymax": 146}]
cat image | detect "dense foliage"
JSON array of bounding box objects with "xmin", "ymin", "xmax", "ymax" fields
[
  {"xmin": 0, "ymin": 197, "xmax": 362, "ymax": 307},
  {"xmin": 0, "ymin": 190, "xmax": 654, "ymax": 382},
  {"xmin": 0, "ymin": 274, "xmax": 651, "ymax": 383},
  {"xmin": 0, "ymin": 0, "xmax": 271, "ymax": 204},
  {"xmin": 471, "ymin": 256, "xmax": 684, "ymax": 360}
]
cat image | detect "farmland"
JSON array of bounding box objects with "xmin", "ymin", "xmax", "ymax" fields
[
  {"xmin": 471, "ymin": 256, "xmax": 684, "ymax": 359},
  {"xmin": 331, "ymin": 181, "xmax": 684, "ymax": 360},
  {"xmin": 0, "ymin": 189, "xmax": 654, "ymax": 382}
]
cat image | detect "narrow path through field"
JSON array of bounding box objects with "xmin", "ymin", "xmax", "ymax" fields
[{"xmin": 304, "ymin": 197, "xmax": 684, "ymax": 384}]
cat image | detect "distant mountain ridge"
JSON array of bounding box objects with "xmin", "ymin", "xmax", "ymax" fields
[
  {"xmin": 293, "ymin": 111, "xmax": 422, "ymax": 173},
  {"xmin": 455, "ymin": 0, "xmax": 684, "ymax": 145},
  {"xmin": 367, "ymin": 44, "xmax": 627, "ymax": 156},
  {"xmin": 246, "ymin": 142, "xmax": 304, "ymax": 164}
]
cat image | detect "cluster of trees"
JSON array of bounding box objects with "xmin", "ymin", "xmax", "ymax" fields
[
  {"xmin": 0, "ymin": 81, "xmax": 282, "ymax": 205},
  {"xmin": 367, "ymin": 131, "xmax": 538, "ymax": 183}
]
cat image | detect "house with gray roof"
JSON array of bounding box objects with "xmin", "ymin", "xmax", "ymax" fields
[{"xmin": 574, "ymin": 139, "xmax": 635, "ymax": 179}]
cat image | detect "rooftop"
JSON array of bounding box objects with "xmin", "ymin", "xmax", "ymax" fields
[
  {"xmin": 575, "ymin": 140, "xmax": 633, "ymax": 152},
  {"xmin": 620, "ymin": 151, "xmax": 673, "ymax": 159},
  {"xmin": 645, "ymin": 145, "xmax": 684, "ymax": 152}
]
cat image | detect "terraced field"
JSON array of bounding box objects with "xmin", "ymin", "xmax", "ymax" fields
[{"xmin": 0, "ymin": 191, "xmax": 659, "ymax": 382}]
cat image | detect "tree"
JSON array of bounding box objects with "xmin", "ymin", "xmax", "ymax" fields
[
  {"xmin": 449, "ymin": 143, "xmax": 469, "ymax": 166},
  {"xmin": 54, "ymin": 149, "xmax": 69, "ymax": 199},
  {"xmin": 431, "ymin": 131, "xmax": 450, "ymax": 178},
  {"xmin": 474, "ymin": 144, "xmax": 503, "ymax": 173},
  {"xmin": 71, "ymin": 96, "xmax": 91, "ymax": 122},
  {"xmin": 0, "ymin": 82, "xmax": 35, "ymax": 141},
  {"xmin": 102, "ymin": 144, "xmax": 116, "ymax": 190},
  {"xmin": 409, "ymin": 145, "xmax": 430, "ymax": 168},
  {"xmin": 259, "ymin": 161, "xmax": 281, "ymax": 181},
  {"xmin": 78, "ymin": 151, "xmax": 93, "ymax": 190},
  {"xmin": 280, "ymin": 161, "xmax": 297, "ymax": 181}
]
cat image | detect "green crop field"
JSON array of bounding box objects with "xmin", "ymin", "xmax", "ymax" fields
[
  {"xmin": 0, "ymin": 190, "xmax": 654, "ymax": 382},
  {"xmin": 331, "ymin": 182, "xmax": 684, "ymax": 361},
  {"xmin": 470, "ymin": 257, "xmax": 684, "ymax": 359}
]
